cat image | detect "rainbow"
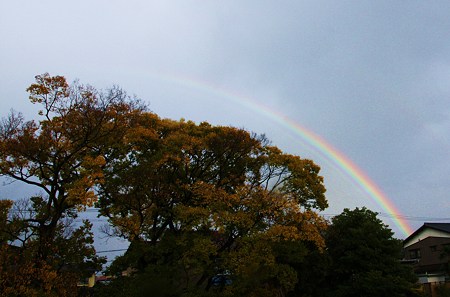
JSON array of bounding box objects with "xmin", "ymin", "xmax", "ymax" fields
[{"xmin": 152, "ymin": 73, "xmax": 414, "ymax": 237}]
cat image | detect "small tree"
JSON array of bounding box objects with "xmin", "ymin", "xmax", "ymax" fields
[{"xmin": 325, "ymin": 207, "xmax": 419, "ymax": 297}]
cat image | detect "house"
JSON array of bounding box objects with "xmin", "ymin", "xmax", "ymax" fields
[{"xmin": 403, "ymin": 223, "xmax": 450, "ymax": 284}]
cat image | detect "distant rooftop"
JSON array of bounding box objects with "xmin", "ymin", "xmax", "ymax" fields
[
  {"xmin": 422, "ymin": 223, "xmax": 450, "ymax": 233},
  {"xmin": 404, "ymin": 223, "xmax": 450, "ymax": 247}
]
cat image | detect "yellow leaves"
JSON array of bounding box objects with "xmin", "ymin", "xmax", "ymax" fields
[
  {"xmin": 178, "ymin": 180, "xmax": 327, "ymax": 251},
  {"xmin": 175, "ymin": 205, "xmax": 211, "ymax": 231},
  {"xmin": 84, "ymin": 155, "xmax": 106, "ymax": 172},
  {"xmin": 126, "ymin": 125, "xmax": 157, "ymax": 144},
  {"xmin": 26, "ymin": 73, "xmax": 70, "ymax": 118},
  {"xmin": 112, "ymin": 215, "xmax": 142, "ymax": 240},
  {"xmin": 264, "ymin": 225, "xmax": 302, "ymax": 241}
]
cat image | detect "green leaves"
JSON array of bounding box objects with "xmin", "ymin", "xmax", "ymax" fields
[{"xmin": 325, "ymin": 208, "xmax": 418, "ymax": 297}]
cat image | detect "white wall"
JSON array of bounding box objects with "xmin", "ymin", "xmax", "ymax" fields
[
  {"xmin": 418, "ymin": 274, "xmax": 446, "ymax": 284},
  {"xmin": 404, "ymin": 229, "xmax": 450, "ymax": 247}
]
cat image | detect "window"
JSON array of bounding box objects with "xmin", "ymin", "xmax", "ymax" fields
[
  {"xmin": 409, "ymin": 249, "xmax": 421, "ymax": 259},
  {"xmin": 430, "ymin": 245, "xmax": 437, "ymax": 252}
]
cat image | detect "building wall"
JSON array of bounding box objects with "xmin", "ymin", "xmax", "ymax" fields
[
  {"xmin": 418, "ymin": 275, "xmax": 446, "ymax": 284},
  {"xmin": 404, "ymin": 237, "xmax": 450, "ymax": 274}
]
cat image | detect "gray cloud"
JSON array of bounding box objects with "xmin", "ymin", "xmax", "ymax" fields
[{"xmin": 1, "ymin": 1, "xmax": 449, "ymax": 236}]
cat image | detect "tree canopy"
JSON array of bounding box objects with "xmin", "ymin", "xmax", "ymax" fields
[
  {"xmin": 96, "ymin": 110, "xmax": 329, "ymax": 296},
  {"xmin": 324, "ymin": 207, "xmax": 420, "ymax": 297}
]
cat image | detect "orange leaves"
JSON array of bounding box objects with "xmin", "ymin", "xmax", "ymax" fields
[
  {"xmin": 126, "ymin": 124, "xmax": 157, "ymax": 145},
  {"xmin": 66, "ymin": 155, "xmax": 106, "ymax": 208},
  {"xmin": 0, "ymin": 74, "xmax": 146, "ymax": 294},
  {"xmin": 0, "ymin": 73, "xmax": 149, "ymax": 210},
  {"xmin": 0, "ymin": 201, "xmax": 13, "ymax": 245},
  {"xmin": 111, "ymin": 215, "xmax": 142, "ymax": 241},
  {"xmin": 177, "ymin": 178, "xmax": 327, "ymax": 251},
  {"xmin": 26, "ymin": 73, "xmax": 69, "ymax": 102},
  {"xmin": 26, "ymin": 73, "xmax": 70, "ymax": 120},
  {"xmin": 260, "ymin": 147, "xmax": 328, "ymax": 211},
  {"xmin": 20, "ymin": 74, "xmax": 334, "ymax": 294},
  {"xmin": 0, "ymin": 245, "xmax": 77, "ymax": 297},
  {"xmin": 263, "ymin": 210, "xmax": 327, "ymax": 250},
  {"xmin": 264, "ymin": 225, "xmax": 303, "ymax": 241},
  {"xmin": 0, "ymin": 200, "xmax": 13, "ymax": 216},
  {"xmin": 98, "ymin": 116, "xmax": 329, "ymax": 252}
]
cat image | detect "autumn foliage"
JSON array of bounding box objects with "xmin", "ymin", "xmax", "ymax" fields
[
  {"xmin": 0, "ymin": 74, "xmax": 329, "ymax": 296},
  {"xmin": 94, "ymin": 94, "xmax": 328, "ymax": 295},
  {"xmin": 0, "ymin": 73, "xmax": 142, "ymax": 295},
  {"xmin": 0, "ymin": 74, "xmax": 419, "ymax": 297}
]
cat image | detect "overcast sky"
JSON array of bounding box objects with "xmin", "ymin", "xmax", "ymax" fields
[{"xmin": 1, "ymin": 1, "xmax": 449, "ymax": 238}]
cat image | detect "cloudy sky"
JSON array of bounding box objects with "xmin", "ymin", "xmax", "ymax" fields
[{"xmin": 1, "ymin": 1, "xmax": 449, "ymax": 238}]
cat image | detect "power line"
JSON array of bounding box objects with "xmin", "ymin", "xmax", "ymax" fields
[
  {"xmin": 96, "ymin": 248, "xmax": 128, "ymax": 254},
  {"xmin": 81, "ymin": 209, "xmax": 450, "ymax": 222},
  {"xmin": 321, "ymin": 212, "xmax": 450, "ymax": 222},
  {"xmin": 377, "ymin": 212, "xmax": 450, "ymax": 222},
  {"xmin": 11, "ymin": 207, "xmax": 450, "ymax": 223}
]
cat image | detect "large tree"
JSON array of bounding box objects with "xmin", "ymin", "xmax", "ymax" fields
[
  {"xmin": 0, "ymin": 73, "xmax": 145, "ymax": 295},
  {"xmin": 97, "ymin": 117, "xmax": 328, "ymax": 296},
  {"xmin": 325, "ymin": 207, "xmax": 420, "ymax": 297},
  {"xmin": 0, "ymin": 73, "xmax": 330, "ymax": 296}
]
